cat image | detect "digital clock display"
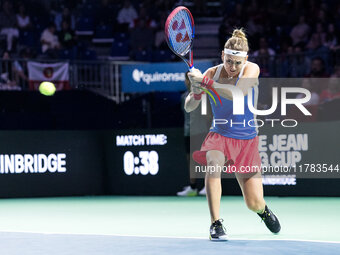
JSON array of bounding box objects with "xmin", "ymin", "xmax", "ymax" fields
[
  {"xmin": 106, "ymin": 129, "xmax": 189, "ymax": 195},
  {"xmin": 123, "ymin": 150, "xmax": 159, "ymax": 175}
]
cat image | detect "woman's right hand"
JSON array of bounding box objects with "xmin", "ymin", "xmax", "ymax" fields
[{"xmin": 188, "ymin": 68, "xmax": 204, "ymax": 94}]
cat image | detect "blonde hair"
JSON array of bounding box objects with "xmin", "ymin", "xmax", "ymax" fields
[{"xmin": 224, "ymin": 28, "xmax": 249, "ymax": 52}]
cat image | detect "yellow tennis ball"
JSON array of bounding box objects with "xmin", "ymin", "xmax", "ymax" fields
[{"xmin": 39, "ymin": 81, "xmax": 56, "ymax": 96}]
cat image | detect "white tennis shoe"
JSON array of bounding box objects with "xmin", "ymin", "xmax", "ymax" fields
[{"xmin": 176, "ymin": 186, "xmax": 198, "ymax": 197}]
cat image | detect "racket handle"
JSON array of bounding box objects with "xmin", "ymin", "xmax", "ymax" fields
[{"xmin": 188, "ymin": 50, "xmax": 194, "ymax": 72}]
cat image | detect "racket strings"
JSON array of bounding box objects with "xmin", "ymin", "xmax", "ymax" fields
[{"xmin": 167, "ymin": 11, "xmax": 193, "ymax": 55}]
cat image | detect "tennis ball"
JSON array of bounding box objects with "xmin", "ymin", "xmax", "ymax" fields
[{"xmin": 39, "ymin": 81, "xmax": 56, "ymax": 96}]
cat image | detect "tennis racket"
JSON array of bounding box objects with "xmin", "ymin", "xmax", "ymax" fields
[
  {"xmin": 165, "ymin": 6, "xmax": 222, "ymax": 105},
  {"xmin": 165, "ymin": 6, "xmax": 195, "ymax": 71}
]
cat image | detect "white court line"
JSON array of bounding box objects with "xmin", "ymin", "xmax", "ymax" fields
[{"xmin": 1, "ymin": 230, "xmax": 340, "ymax": 244}]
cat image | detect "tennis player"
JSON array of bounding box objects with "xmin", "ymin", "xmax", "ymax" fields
[{"xmin": 185, "ymin": 28, "xmax": 281, "ymax": 241}]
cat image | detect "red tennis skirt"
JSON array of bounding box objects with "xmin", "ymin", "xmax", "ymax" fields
[{"xmin": 192, "ymin": 132, "xmax": 261, "ymax": 173}]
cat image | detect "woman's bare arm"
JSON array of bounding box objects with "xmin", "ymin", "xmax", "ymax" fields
[
  {"xmin": 188, "ymin": 62, "xmax": 260, "ymax": 100},
  {"xmin": 184, "ymin": 67, "xmax": 216, "ymax": 112}
]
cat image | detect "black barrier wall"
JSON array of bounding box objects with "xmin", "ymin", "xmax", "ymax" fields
[
  {"xmin": 0, "ymin": 131, "xmax": 105, "ymax": 198},
  {"xmin": 0, "ymin": 122, "xmax": 339, "ymax": 197}
]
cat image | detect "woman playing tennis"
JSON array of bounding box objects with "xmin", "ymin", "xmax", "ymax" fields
[{"xmin": 185, "ymin": 28, "xmax": 281, "ymax": 241}]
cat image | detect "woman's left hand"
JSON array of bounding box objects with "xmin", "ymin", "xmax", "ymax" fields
[{"xmin": 187, "ymin": 68, "xmax": 204, "ymax": 88}]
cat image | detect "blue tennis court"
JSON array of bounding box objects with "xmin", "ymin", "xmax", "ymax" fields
[{"xmin": 1, "ymin": 196, "xmax": 339, "ymax": 254}]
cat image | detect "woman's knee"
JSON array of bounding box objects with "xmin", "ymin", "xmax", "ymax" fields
[
  {"xmin": 245, "ymin": 197, "xmax": 265, "ymax": 212},
  {"xmin": 206, "ymin": 151, "xmax": 224, "ymax": 166},
  {"xmin": 205, "ymin": 151, "xmax": 225, "ymax": 177}
]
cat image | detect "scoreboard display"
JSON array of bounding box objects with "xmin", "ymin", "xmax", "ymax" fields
[
  {"xmin": 105, "ymin": 128, "xmax": 189, "ymax": 195},
  {"xmin": 117, "ymin": 134, "xmax": 166, "ymax": 176}
]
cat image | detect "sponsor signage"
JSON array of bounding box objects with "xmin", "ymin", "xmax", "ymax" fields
[
  {"xmin": 121, "ymin": 61, "xmax": 213, "ymax": 92},
  {"xmin": 0, "ymin": 131, "xmax": 104, "ymax": 198},
  {"xmin": 0, "ymin": 153, "xmax": 66, "ymax": 174}
]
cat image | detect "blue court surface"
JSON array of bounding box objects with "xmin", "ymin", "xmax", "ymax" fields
[
  {"xmin": 2, "ymin": 233, "xmax": 340, "ymax": 255},
  {"xmin": 0, "ymin": 196, "xmax": 339, "ymax": 255}
]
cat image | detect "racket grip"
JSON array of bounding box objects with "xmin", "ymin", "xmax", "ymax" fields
[{"xmin": 189, "ymin": 50, "xmax": 194, "ymax": 71}]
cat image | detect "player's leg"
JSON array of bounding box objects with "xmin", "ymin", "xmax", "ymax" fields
[
  {"xmin": 206, "ymin": 150, "xmax": 224, "ymax": 221},
  {"xmin": 236, "ymin": 172, "xmax": 281, "ymax": 233},
  {"xmin": 206, "ymin": 150, "xmax": 228, "ymax": 241},
  {"xmin": 236, "ymin": 172, "xmax": 265, "ymax": 212}
]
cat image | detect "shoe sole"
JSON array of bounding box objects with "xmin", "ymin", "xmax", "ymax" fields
[
  {"xmin": 209, "ymin": 234, "xmax": 228, "ymax": 241},
  {"xmin": 271, "ymin": 227, "xmax": 281, "ymax": 234},
  {"xmin": 266, "ymin": 218, "xmax": 281, "ymax": 234}
]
